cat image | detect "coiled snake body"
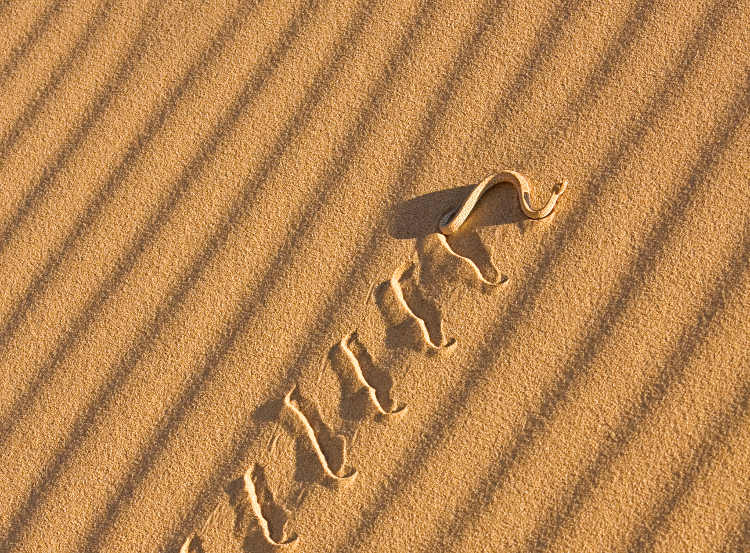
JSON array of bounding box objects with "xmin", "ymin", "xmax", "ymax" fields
[{"xmin": 439, "ymin": 170, "xmax": 568, "ymax": 235}]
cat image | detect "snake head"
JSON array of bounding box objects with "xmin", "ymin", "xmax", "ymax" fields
[
  {"xmin": 438, "ymin": 207, "xmax": 458, "ymax": 234},
  {"xmin": 553, "ymin": 179, "xmax": 569, "ymax": 196}
]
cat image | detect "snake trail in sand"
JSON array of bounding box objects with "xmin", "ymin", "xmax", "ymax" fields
[
  {"xmin": 242, "ymin": 465, "xmax": 299, "ymax": 547},
  {"xmin": 283, "ymin": 388, "xmax": 358, "ymax": 485},
  {"xmin": 339, "ymin": 332, "xmax": 407, "ymax": 416},
  {"xmin": 435, "ymin": 233, "xmax": 508, "ymax": 287},
  {"xmin": 178, "ymin": 170, "xmax": 564, "ymax": 549},
  {"xmin": 439, "ymin": 170, "xmax": 568, "ymax": 235},
  {"xmin": 389, "ymin": 262, "xmax": 457, "ymax": 351}
]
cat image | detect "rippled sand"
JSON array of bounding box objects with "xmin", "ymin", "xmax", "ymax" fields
[{"xmin": 0, "ymin": 1, "xmax": 748, "ymax": 551}]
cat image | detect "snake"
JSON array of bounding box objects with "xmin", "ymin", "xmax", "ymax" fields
[{"xmin": 439, "ymin": 170, "xmax": 568, "ymax": 235}]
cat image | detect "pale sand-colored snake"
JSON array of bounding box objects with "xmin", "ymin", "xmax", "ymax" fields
[{"xmin": 439, "ymin": 170, "xmax": 568, "ymax": 235}]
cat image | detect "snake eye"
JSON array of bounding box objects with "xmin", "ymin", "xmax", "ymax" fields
[{"xmin": 439, "ymin": 208, "xmax": 457, "ymax": 228}]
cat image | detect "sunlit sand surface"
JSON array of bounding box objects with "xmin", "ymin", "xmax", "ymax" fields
[{"xmin": 0, "ymin": 0, "xmax": 748, "ymax": 551}]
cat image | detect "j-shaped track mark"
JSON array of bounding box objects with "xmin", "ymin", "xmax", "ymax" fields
[
  {"xmin": 283, "ymin": 387, "xmax": 358, "ymax": 486},
  {"xmin": 390, "ymin": 263, "xmax": 457, "ymax": 351},
  {"xmin": 436, "ymin": 233, "xmax": 508, "ymax": 287},
  {"xmin": 340, "ymin": 332, "xmax": 407, "ymax": 416},
  {"xmin": 243, "ymin": 464, "xmax": 299, "ymax": 547}
]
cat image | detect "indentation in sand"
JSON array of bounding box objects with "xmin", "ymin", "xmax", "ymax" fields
[
  {"xmin": 386, "ymin": 261, "xmax": 457, "ymax": 352},
  {"xmin": 180, "ymin": 533, "xmax": 204, "ymax": 553},
  {"xmin": 339, "ymin": 332, "xmax": 407, "ymax": 417},
  {"xmin": 283, "ymin": 387, "xmax": 358, "ymax": 487},
  {"xmin": 238, "ymin": 464, "xmax": 298, "ymax": 548},
  {"xmin": 435, "ymin": 232, "xmax": 508, "ymax": 287}
]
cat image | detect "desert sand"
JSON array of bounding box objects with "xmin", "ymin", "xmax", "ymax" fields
[{"xmin": 0, "ymin": 0, "xmax": 748, "ymax": 551}]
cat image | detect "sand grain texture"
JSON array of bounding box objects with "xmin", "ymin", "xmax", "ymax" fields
[{"xmin": 0, "ymin": 0, "xmax": 748, "ymax": 551}]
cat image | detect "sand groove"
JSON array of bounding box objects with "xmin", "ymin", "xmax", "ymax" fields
[
  {"xmin": 339, "ymin": 332, "xmax": 407, "ymax": 417},
  {"xmin": 283, "ymin": 387, "xmax": 358, "ymax": 487},
  {"xmin": 435, "ymin": 233, "xmax": 508, "ymax": 287},
  {"xmin": 240, "ymin": 465, "xmax": 298, "ymax": 548},
  {"xmin": 388, "ymin": 261, "xmax": 457, "ymax": 352},
  {"xmin": 179, "ymin": 534, "xmax": 204, "ymax": 553}
]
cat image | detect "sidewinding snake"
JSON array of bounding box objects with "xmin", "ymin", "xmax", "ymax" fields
[{"xmin": 439, "ymin": 170, "xmax": 568, "ymax": 234}]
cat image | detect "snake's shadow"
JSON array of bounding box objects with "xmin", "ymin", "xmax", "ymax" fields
[
  {"xmin": 390, "ymin": 185, "xmax": 526, "ymax": 282},
  {"xmin": 389, "ymin": 184, "xmax": 525, "ymax": 239}
]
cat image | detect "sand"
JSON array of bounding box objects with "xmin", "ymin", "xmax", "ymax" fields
[{"xmin": 0, "ymin": 0, "xmax": 748, "ymax": 551}]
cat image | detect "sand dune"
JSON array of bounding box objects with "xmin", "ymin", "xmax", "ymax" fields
[{"xmin": 0, "ymin": 0, "xmax": 748, "ymax": 551}]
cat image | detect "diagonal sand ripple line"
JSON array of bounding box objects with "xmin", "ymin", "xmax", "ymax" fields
[
  {"xmin": 0, "ymin": 0, "xmax": 64, "ymax": 89},
  {"xmin": 242, "ymin": 466, "xmax": 299, "ymax": 547},
  {"xmin": 340, "ymin": 333, "xmax": 407, "ymax": 416},
  {"xmin": 439, "ymin": 170, "xmax": 568, "ymax": 235},
  {"xmin": 435, "ymin": 233, "xmax": 508, "ymax": 287},
  {"xmin": 390, "ymin": 263, "xmax": 457, "ymax": 352},
  {"xmin": 283, "ymin": 388, "xmax": 358, "ymax": 485}
]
